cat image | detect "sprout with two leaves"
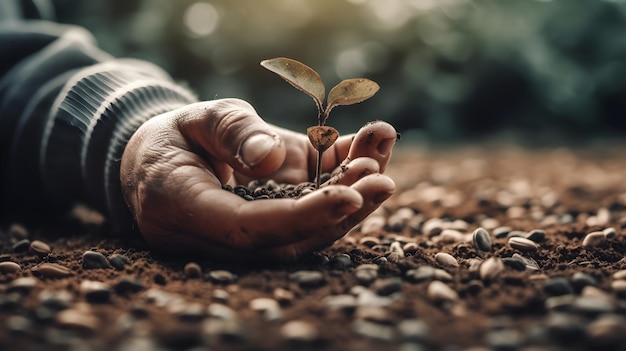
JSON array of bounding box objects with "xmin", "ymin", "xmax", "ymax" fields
[{"xmin": 261, "ymin": 57, "xmax": 380, "ymax": 188}]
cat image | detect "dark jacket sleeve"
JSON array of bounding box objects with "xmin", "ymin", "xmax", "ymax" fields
[{"xmin": 0, "ymin": 20, "xmax": 197, "ymax": 231}]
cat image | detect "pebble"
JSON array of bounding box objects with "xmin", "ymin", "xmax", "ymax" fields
[
  {"xmin": 371, "ymin": 277, "xmax": 402, "ymax": 296},
  {"xmin": 472, "ymin": 227, "xmax": 492, "ymax": 252},
  {"xmin": 289, "ymin": 270, "xmax": 325, "ymax": 287},
  {"xmin": 397, "ymin": 319, "xmax": 429, "ymax": 343},
  {"xmin": 613, "ymin": 269, "xmax": 626, "ymax": 280},
  {"xmin": 114, "ymin": 277, "xmax": 144, "ymax": 295},
  {"xmin": 354, "ymin": 264, "xmax": 379, "ymax": 284},
  {"xmin": 570, "ymin": 272, "xmax": 597, "ymax": 292},
  {"xmin": 352, "ymin": 320, "xmax": 394, "ymax": 342},
  {"xmin": 508, "ymin": 237, "xmax": 539, "ymax": 252},
  {"xmin": 543, "ymin": 277, "xmax": 574, "ymax": 296},
  {"xmin": 359, "ymin": 236, "xmax": 381, "ymax": 247},
  {"xmin": 29, "ymin": 240, "xmax": 51, "ymax": 257},
  {"xmin": 435, "ymin": 252, "xmax": 459, "ymax": 267},
  {"xmin": 184, "ymin": 262, "xmax": 202, "ymax": 278},
  {"xmin": 212, "ymin": 289, "xmax": 230, "ymax": 304},
  {"xmin": 322, "ymin": 294, "xmax": 357, "ymax": 312},
  {"xmin": 82, "ymin": 251, "xmax": 110, "ymax": 269},
  {"xmin": 203, "ymin": 319, "xmax": 248, "ymax": 342},
  {"xmin": 330, "ymin": 254, "xmax": 353, "ymax": 268},
  {"xmin": 586, "ymin": 314, "xmax": 626, "ymax": 344},
  {"xmin": 493, "ymin": 226, "xmax": 512, "ymax": 238},
  {"xmin": 402, "ymin": 242, "xmax": 420, "ymax": 254},
  {"xmin": 209, "ymin": 270, "xmax": 237, "ymax": 284},
  {"xmin": 427, "ymin": 280, "xmax": 458, "ymax": 303},
  {"xmin": 610, "ymin": 280, "xmax": 626, "ymax": 296},
  {"xmin": 526, "ymin": 229, "xmax": 546, "ymax": 242},
  {"xmin": 80, "ymin": 281, "xmax": 111, "ymax": 303},
  {"xmin": 12, "ymin": 239, "xmax": 31, "ymax": 253},
  {"xmin": 250, "ymin": 297, "xmax": 282, "ymax": 321},
  {"xmin": 545, "ymin": 294, "xmax": 575, "ymax": 311},
  {"xmin": 280, "ymin": 320, "xmax": 319, "ymax": 343},
  {"xmin": 6, "ymin": 315, "xmax": 32, "ymax": 336},
  {"xmin": 355, "ymin": 305, "xmax": 391, "ymax": 324},
  {"xmin": 582, "ymin": 231, "xmax": 606, "ymax": 248},
  {"xmin": 56, "ymin": 308, "xmax": 99, "ymax": 334},
  {"xmin": 545, "ymin": 312, "xmax": 586, "ymax": 340},
  {"xmin": 108, "ymin": 254, "xmax": 130, "ymax": 270},
  {"xmin": 479, "ymin": 257, "xmax": 504, "ymax": 281},
  {"xmin": 6, "ymin": 277, "xmax": 37, "ymax": 295},
  {"xmin": 31, "ymin": 263, "xmax": 72, "ymax": 278},
  {"xmin": 207, "ymin": 303, "xmax": 236, "ymax": 320},
  {"xmin": 0, "ymin": 261, "xmax": 21, "ymax": 273},
  {"xmin": 39, "ymin": 290, "xmax": 74, "ymax": 310},
  {"xmin": 572, "ymin": 296, "xmax": 615, "ymax": 315}
]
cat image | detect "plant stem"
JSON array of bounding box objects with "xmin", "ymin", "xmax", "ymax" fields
[{"xmin": 315, "ymin": 149, "xmax": 323, "ymax": 189}]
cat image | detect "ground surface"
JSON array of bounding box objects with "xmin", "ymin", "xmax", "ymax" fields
[{"xmin": 2, "ymin": 146, "xmax": 626, "ymax": 351}]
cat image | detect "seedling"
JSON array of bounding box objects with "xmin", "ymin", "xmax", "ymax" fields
[{"xmin": 261, "ymin": 57, "xmax": 379, "ymax": 188}]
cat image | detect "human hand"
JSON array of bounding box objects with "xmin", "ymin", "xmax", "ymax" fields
[{"xmin": 120, "ymin": 98, "xmax": 396, "ymax": 262}]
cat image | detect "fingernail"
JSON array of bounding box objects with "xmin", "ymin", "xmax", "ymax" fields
[
  {"xmin": 377, "ymin": 138, "xmax": 395, "ymax": 156},
  {"xmin": 239, "ymin": 133, "xmax": 279, "ymax": 167}
]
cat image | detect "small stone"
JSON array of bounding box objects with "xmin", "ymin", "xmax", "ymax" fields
[
  {"xmin": 402, "ymin": 242, "xmax": 420, "ymax": 254},
  {"xmin": 573, "ymin": 296, "xmax": 615, "ymax": 315},
  {"xmin": 472, "ymin": 227, "xmax": 492, "ymax": 252},
  {"xmin": 108, "ymin": 254, "xmax": 130, "ymax": 270},
  {"xmin": 12, "ymin": 239, "xmax": 31, "ymax": 253},
  {"xmin": 289, "ymin": 270, "xmax": 325, "ymax": 287},
  {"xmin": 545, "ymin": 294, "xmax": 576, "ymax": 311},
  {"xmin": 184, "ymin": 262, "xmax": 202, "ymax": 278},
  {"xmin": 56, "ymin": 309, "xmax": 99, "ymax": 334},
  {"xmin": 114, "ymin": 277, "xmax": 144, "ymax": 295},
  {"xmin": 7, "ymin": 277, "xmax": 37, "ymax": 294},
  {"xmin": 544, "ymin": 277, "xmax": 574, "ymax": 296},
  {"xmin": 354, "ymin": 264, "xmax": 379, "ymax": 284},
  {"xmin": 545, "ymin": 312, "xmax": 586, "ymax": 339},
  {"xmin": 427, "ymin": 281, "xmax": 458, "ymax": 303},
  {"xmin": 322, "ymin": 294, "xmax": 357, "ymax": 312},
  {"xmin": 250, "ymin": 298, "xmax": 281, "ymax": 321},
  {"xmin": 82, "ymin": 251, "xmax": 110, "ymax": 269},
  {"xmin": 582, "ymin": 231, "xmax": 606, "ymax": 248},
  {"xmin": 371, "ymin": 277, "xmax": 402, "ymax": 296},
  {"xmin": 479, "ymin": 257, "xmax": 504, "ymax": 281},
  {"xmin": 39, "ymin": 290, "xmax": 74, "ymax": 310},
  {"xmin": 571, "ymin": 272, "xmax": 597, "ymax": 293},
  {"xmin": 209, "ymin": 270, "xmax": 237, "ymax": 284},
  {"xmin": 213, "ymin": 289, "xmax": 230, "ymax": 304},
  {"xmin": 281, "ymin": 320, "xmax": 319, "ymax": 343},
  {"xmin": 6, "ymin": 315, "xmax": 32, "ymax": 336},
  {"xmin": 586, "ymin": 314, "xmax": 626, "ymax": 345},
  {"xmin": 613, "ymin": 270, "xmax": 626, "ymax": 280},
  {"xmin": 0, "ymin": 261, "xmax": 21, "ymax": 273},
  {"xmin": 493, "ymin": 226, "xmax": 512, "ymax": 238},
  {"xmin": 31, "ymin": 263, "xmax": 72, "ymax": 278},
  {"xmin": 355, "ymin": 305, "xmax": 391, "ymax": 323},
  {"xmin": 434, "ymin": 252, "xmax": 459, "ymax": 267},
  {"xmin": 610, "ymin": 280, "xmax": 626, "ymax": 296},
  {"xmin": 208, "ymin": 303, "xmax": 236, "ymax": 320},
  {"xmin": 508, "ymin": 237, "xmax": 539, "ymax": 252},
  {"xmin": 330, "ymin": 254, "xmax": 353, "ymax": 268},
  {"xmin": 352, "ymin": 320, "xmax": 394, "ymax": 342},
  {"xmin": 526, "ymin": 229, "xmax": 546, "ymax": 242},
  {"xmin": 359, "ymin": 236, "xmax": 381, "ymax": 247},
  {"xmin": 80, "ymin": 280, "xmax": 112, "ymax": 303},
  {"xmin": 397, "ymin": 319, "xmax": 429, "ymax": 343},
  {"xmin": 29, "ymin": 240, "xmax": 51, "ymax": 257}
]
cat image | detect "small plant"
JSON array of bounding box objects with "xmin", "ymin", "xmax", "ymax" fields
[{"xmin": 261, "ymin": 57, "xmax": 380, "ymax": 188}]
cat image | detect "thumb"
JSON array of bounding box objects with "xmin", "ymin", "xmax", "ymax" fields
[{"xmin": 174, "ymin": 99, "xmax": 286, "ymax": 177}]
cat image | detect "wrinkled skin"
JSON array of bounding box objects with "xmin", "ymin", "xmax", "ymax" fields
[{"xmin": 121, "ymin": 99, "xmax": 396, "ymax": 262}]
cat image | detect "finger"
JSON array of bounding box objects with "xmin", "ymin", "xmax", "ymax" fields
[
  {"xmin": 174, "ymin": 99, "xmax": 287, "ymax": 178},
  {"xmin": 328, "ymin": 121, "xmax": 397, "ymax": 173},
  {"xmin": 323, "ymin": 157, "xmax": 380, "ymax": 186}
]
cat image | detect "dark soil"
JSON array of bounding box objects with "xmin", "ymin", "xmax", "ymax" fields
[{"xmin": 2, "ymin": 146, "xmax": 626, "ymax": 351}]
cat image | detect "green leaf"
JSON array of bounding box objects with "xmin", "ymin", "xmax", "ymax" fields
[
  {"xmin": 307, "ymin": 126, "xmax": 339, "ymax": 151},
  {"xmin": 261, "ymin": 57, "xmax": 325, "ymax": 113},
  {"xmin": 326, "ymin": 78, "xmax": 379, "ymax": 118}
]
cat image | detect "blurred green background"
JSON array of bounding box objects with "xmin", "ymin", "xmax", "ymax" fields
[{"xmin": 51, "ymin": 0, "xmax": 626, "ymax": 146}]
